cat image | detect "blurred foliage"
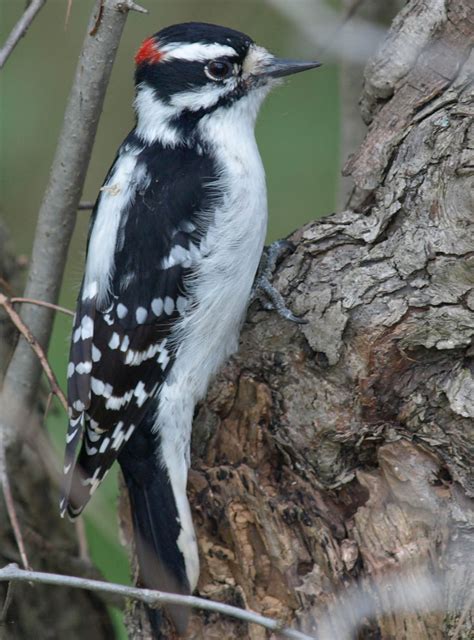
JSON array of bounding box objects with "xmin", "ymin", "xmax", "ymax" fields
[{"xmin": 0, "ymin": 1, "xmax": 340, "ymax": 637}]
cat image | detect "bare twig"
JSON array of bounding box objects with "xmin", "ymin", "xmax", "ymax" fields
[
  {"xmin": 0, "ymin": 564, "xmax": 314, "ymax": 640},
  {"xmin": 0, "ymin": 0, "xmax": 140, "ymax": 440},
  {"xmin": 0, "ymin": 294, "xmax": 67, "ymax": 412},
  {"xmin": 78, "ymin": 201, "xmax": 95, "ymax": 210},
  {"xmin": 118, "ymin": 1, "xmax": 148, "ymax": 14},
  {"xmin": 75, "ymin": 519, "xmax": 89, "ymax": 563},
  {"xmin": 0, "ymin": 275, "xmax": 14, "ymax": 296},
  {"xmin": 10, "ymin": 297, "xmax": 74, "ymax": 318},
  {"xmin": 0, "ymin": 0, "xmax": 47, "ymax": 70},
  {"xmin": 0, "ymin": 580, "xmax": 14, "ymax": 622},
  {"xmin": 0, "ymin": 431, "xmax": 30, "ymax": 571}
]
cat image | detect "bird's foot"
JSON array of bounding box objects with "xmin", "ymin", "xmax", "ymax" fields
[{"xmin": 251, "ymin": 239, "xmax": 307, "ymax": 324}]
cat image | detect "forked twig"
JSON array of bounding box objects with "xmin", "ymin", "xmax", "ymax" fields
[
  {"xmin": 10, "ymin": 297, "xmax": 74, "ymax": 318},
  {"xmin": 0, "ymin": 294, "xmax": 67, "ymax": 412},
  {"xmin": 0, "ymin": 435, "xmax": 30, "ymax": 570}
]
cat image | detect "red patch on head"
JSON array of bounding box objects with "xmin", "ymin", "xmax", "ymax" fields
[{"xmin": 135, "ymin": 37, "xmax": 163, "ymax": 66}]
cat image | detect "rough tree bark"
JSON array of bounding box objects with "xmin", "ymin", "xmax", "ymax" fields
[
  {"xmin": 0, "ymin": 225, "xmax": 114, "ymax": 639},
  {"xmin": 122, "ymin": 0, "xmax": 474, "ymax": 638}
]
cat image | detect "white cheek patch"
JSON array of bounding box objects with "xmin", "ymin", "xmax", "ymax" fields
[
  {"xmin": 135, "ymin": 85, "xmax": 183, "ymax": 147},
  {"xmin": 160, "ymin": 42, "xmax": 237, "ymax": 62}
]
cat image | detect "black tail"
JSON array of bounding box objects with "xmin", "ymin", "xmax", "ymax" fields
[{"xmin": 118, "ymin": 411, "xmax": 196, "ymax": 637}]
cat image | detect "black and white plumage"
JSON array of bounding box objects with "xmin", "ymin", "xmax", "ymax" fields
[{"xmin": 61, "ymin": 22, "xmax": 319, "ymax": 635}]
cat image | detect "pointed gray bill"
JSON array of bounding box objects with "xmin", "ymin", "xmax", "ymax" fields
[{"xmin": 261, "ymin": 58, "xmax": 321, "ymax": 79}]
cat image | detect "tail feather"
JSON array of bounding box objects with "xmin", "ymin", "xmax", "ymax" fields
[{"xmin": 119, "ymin": 410, "xmax": 198, "ymax": 637}]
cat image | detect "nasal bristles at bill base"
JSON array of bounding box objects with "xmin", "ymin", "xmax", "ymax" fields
[{"xmin": 135, "ymin": 37, "xmax": 163, "ymax": 66}]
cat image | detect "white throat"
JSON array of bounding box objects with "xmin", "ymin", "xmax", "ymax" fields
[{"xmin": 134, "ymin": 80, "xmax": 273, "ymax": 148}]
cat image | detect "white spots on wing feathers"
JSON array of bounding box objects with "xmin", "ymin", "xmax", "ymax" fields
[
  {"xmin": 92, "ymin": 344, "xmax": 102, "ymax": 362},
  {"xmin": 72, "ymin": 314, "xmax": 94, "ymax": 344},
  {"xmin": 120, "ymin": 335, "xmax": 130, "ymax": 352},
  {"xmin": 157, "ymin": 347, "xmax": 170, "ymax": 370},
  {"xmin": 67, "ymin": 362, "xmax": 75, "ymax": 378},
  {"xmin": 66, "ymin": 426, "xmax": 80, "ymax": 444},
  {"xmin": 134, "ymin": 381, "xmax": 147, "ymax": 407},
  {"xmin": 108, "ymin": 332, "xmax": 120, "ymax": 349},
  {"xmin": 105, "ymin": 390, "xmax": 133, "ymax": 410},
  {"xmin": 117, "ymin": 303, "xmax": 128, "ymax": 319},
  {"xmin": 86, "ymin": 427, "xmax": 102, "ymax": 443},
  {"xmin": 80, "ymin": 467, "xmax": 102, "ymax": 495},
  {"xmin": 72, "ymin": 400, "xmax": 85, "ymax": 412},
  {"xmin": 180, "ymin": 220, "xmax": 196, "ymax": 234},
  {"xmin": 161, "ymin": 244, "xmax": 193, "ymax": 270},
  {"xmin": 80, "ymin": 315, "xmax": 94, "ymax": 340},
  {"xmin": 151, "ymin": 297, "xmax": 163, "ymax": 316},
  {"xmin": 124, "ymin": 338, "xmax": 168, "ymax": 367},
  {"xmin": 176, "ymin": 296, "xmax": 188, "ymax": 314},
  {"xmin": 110, "ymin": 421, "xmax": 135, "ymax": 451},
  {"xmin": 99, "ymin": 437, "xmax": 110, "ymax": 453},
  {"xmin": 90, "ymin": 377, "xmax": 106, "ymax": 396},
  {"xmin": 75, "ymin": 361, "xmax": 92, "ymax": 375},
  {"xmin": 164, "ymin": 296, "xmax": 175, "ymax": 315},
  {"xmin": 136, "ymin": 306, "xmax": 148, "ymax": 324},
  {"xmin": 84, "ymin": 440, "xmax": 98, "ymax": 456}
]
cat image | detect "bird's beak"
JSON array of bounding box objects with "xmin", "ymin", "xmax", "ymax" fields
[{"xmin": 259, "ymin": 58, "xmax": 321, "ymax": 79}]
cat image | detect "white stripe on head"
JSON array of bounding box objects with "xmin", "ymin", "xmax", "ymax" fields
[{"xmin": 160, "ymin": 42, "xmax": 237, "ymax": 62}]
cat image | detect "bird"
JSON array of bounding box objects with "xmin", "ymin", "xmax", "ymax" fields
[{"xmin": 60, "ymin": 21, "xmax": 319, "ymax": 636}]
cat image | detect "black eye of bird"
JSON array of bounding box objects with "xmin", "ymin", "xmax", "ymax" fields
[{"xmin": 205, "ymin": 60, "xmax": 234, "ymax": 81}]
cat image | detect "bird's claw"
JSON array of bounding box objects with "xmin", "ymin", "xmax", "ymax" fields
[{"xmin": 251, "ymin": 239, "xmax": 307, "ymax": 324}]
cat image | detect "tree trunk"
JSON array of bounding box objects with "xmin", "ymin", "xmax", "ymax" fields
[
  {"xmin": 122, "ymin": 1, "xmax": 474, "ymax": 637},
  {"xmin": 338, "ymin": 0, "xmax": 404, "ymax": 208},
  {"xmin": 0, "ymin": 224, "xmax": 113, "ymax": 640}
]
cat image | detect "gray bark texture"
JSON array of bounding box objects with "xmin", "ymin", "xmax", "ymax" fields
[
  {"xmin": 0, "ymin": 227, "xmax": 114, "ymax": 639},
  {"xmin": 122, "ymin": 0, "xmax": 474, "ymax": 638}
]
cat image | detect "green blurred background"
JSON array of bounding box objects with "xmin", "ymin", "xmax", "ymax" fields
[{"xmin": 0, "ymin": 1, "xmax": 340, "ymax": 636}]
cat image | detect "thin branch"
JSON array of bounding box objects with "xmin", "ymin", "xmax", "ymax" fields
[
  {"xmin": 78, "ymin": 201, "xmax": 95, "ymax": 210},
  {"xmin": 0, "ymin": 0, "xmax": 47, "ymax": 70},
  {"xmin": 0, "ymin": 443, "xmax": 30, "ymax": 570},
  {"xmin": 10, "ymin": 297, "xmax": 74, "ymax": 318},
  {"xmin": 0, "ymin": 275, "xmax": 14, "ymax": 296},
  {"xmin": 0, "ymin": 564, "xmax": 315, "ymax": 640},
  {"xmin": 118, "ymin": 1, "xmax": 148, "ymax": 14},
  {"xmin": 0, "ymin": 294, "xmax": 67, "ymax": 412},
  {"xmin": 0, "ymin": 580, "xmax": 14, "ymax": 622},
  {"xmin": 75, "ymin": 518, "xmax": 89, "ymax": 563}
]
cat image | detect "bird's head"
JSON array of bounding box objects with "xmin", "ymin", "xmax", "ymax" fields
[{"xmin": 133, "ymin": 22, "xmax": 320, "ymax": 147}]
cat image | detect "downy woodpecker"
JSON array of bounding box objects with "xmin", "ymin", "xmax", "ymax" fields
[{"xmin": 61, "ymin": 22, "xmax": 319, "ymax": 634}]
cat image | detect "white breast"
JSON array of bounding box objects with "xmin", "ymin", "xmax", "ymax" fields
[
  {"xmin": 154, "ymin": 90, "xmax": 270, "ymax": 592},
  {"xmin": 173, "ymin": 93, "xmax": 268, "ymax": 402},
  {"xmin": 155, "ymin": 91, "xmax": 269, "ymax": 442}
]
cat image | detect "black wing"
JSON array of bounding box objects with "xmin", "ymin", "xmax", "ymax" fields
[{"xmin": 61, "ymin": 133, "xmax": 217, "ymax": 517}]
